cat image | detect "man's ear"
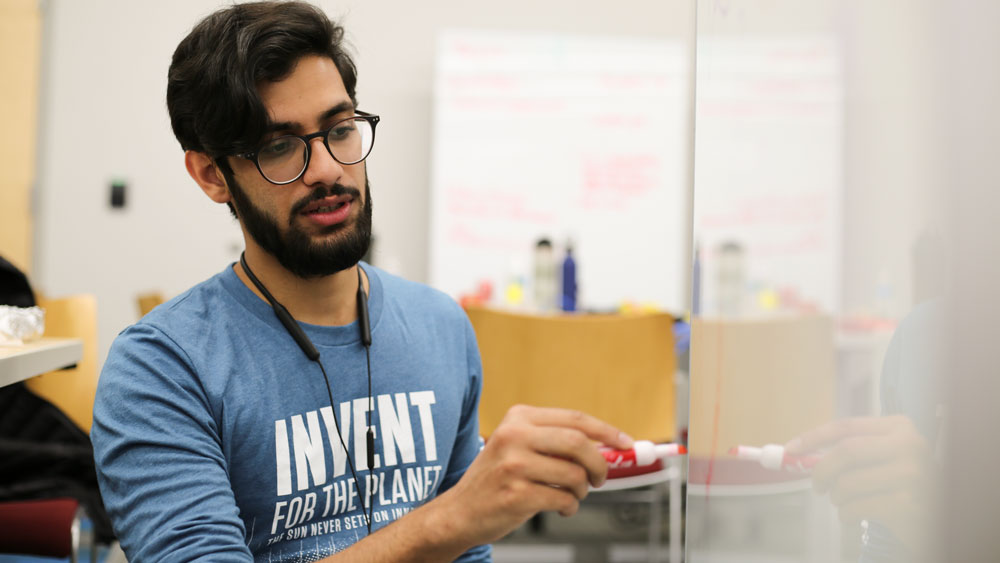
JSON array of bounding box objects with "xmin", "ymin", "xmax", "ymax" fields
[{"xmin": 185, "ymin": 151, "xmax": 231, "ymax": 204}]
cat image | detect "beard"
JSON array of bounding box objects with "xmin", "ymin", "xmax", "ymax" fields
[{"xmin": 224, "ymin": 171, "xmax": 373, "ymax": 279}]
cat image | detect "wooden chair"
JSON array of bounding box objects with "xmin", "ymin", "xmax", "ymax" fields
[
  {"xmin": 136, "ymin": 291, "xmax": 165, "ymax": 318},
  {"xmin": 24, "ymin": 294, "xmax": 98, "ymax": 433},
  {"xmin": 466, "ymin": 306, "xmax": 677, "ymax": 442},
  {"xmin": 687, "ymin": 315, "xmax": 835, "ymax": 461},
  {"xmin": 464, "ymin": 306, "xmax": 680, "ymax": 562}
]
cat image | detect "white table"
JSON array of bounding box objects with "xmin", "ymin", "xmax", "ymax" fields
[{"xmin": 0, "ymin": 338, "xmax": 83, "ymax": 387}]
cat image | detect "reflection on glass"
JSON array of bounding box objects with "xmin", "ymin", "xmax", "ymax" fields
[{"xmin": 687, "ymin": 1, "xmax": 943, "ymax": 562}]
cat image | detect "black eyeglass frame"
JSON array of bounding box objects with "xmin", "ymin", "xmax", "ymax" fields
[{"xmin": 233, "ymin": 110, "xmax": 380, "ymax": 186}]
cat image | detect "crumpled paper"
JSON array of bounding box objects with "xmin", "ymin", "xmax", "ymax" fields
[{"xmin": 0, "ymin": 305, "xmax": 45, "ymax": 346}]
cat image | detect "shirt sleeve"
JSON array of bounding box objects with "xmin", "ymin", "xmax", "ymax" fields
[
  {"xmin": 436, "ymin": 313, "xmax": 492, "ymax": 562},
  {"xmin": 91, "ymin": 323, "xmax": 253, "ymax": 562},
  {"xmin": 438, "ymin": 315, "xmax": 485, "ymax": 490}
]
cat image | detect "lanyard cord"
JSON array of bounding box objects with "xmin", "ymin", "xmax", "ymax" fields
[
  {"xmin": 240, "ymin": 253, "xmax": 373, "ymax": 533},
  {"xmin": 359, "ymin": 265, "xmax": 376, "ymax": 532}
]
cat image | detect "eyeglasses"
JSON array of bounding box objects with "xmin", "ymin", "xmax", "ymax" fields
[{"xmin": 235, "ymin": 111, "xmax": 380, "ymax": 185}]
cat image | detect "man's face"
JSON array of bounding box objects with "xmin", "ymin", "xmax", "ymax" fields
[{"xmin": 224, "ymin": 55, "xmax": 372, "ymax": 279}]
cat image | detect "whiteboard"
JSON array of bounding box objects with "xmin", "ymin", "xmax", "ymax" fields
[
  {"xmin": 428, "ymin": 30, "xmax": 689, "ymax": 312},
  {"xmin": 693, "ymin": 36, "xmax": 843, "ymax": 315}
]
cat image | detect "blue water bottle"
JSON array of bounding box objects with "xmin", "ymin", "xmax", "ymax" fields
[{"xmin": 561, "ymin": 244, "xmax": 577, "ymax": 312}]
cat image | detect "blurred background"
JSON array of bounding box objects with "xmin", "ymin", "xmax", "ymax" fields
[
  {"xmin": 2, "ymin": 0, "xmax": 999, "ymax": 561},
  {"xmin": 5, "ymin": 0, "xmax": 694, "ymax": 367}
]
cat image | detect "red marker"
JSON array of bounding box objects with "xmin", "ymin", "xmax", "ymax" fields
[
  {"xmin": 602, "ymin": 441, "xmax": 687, "ymax": 479},
  {"xmin": 728, "ymin": 444, "xmax": 820, "ymax": 472}
]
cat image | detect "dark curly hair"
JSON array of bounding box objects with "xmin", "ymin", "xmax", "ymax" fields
[{"xmin": 166, "ymin": 1, "xmax": 358, "ymax": 160}]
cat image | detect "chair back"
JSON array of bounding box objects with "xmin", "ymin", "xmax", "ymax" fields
[
  {"xmin": 465, "ymin": 306, "xmax": 677, "ymax": 442},
  {"xmin": 687, "ymin": 315, "xmax": 835, "ymax": 458},
  {"xmin": 25, "ymin": 294, "xmax": 98, "ymax": 433},
  {"xmin": 137, "ymin": 291, "xmax": 165, "ymax": 317}
]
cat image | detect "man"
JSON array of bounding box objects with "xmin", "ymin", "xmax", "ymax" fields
[{"xmin": 91, "ymin": 2, "xmax": 632, "ymax": 561}]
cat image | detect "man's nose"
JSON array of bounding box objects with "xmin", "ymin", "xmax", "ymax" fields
[{"xmin": 301, "ymin": 137, "xmax": 345, "ymax": 186}]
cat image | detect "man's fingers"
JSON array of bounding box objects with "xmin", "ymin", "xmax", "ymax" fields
[
  {"xmin": 446, "ymin": 404, "xmax": 631, "ymax": 545},
  {"xmin": 786, "ymin": 415, "xmax": 913, "ymax": 454},
  {"xmin": 492, "ymin": 405, "xmax": 633, "ymax": 488},
  {"xmin": 826, "ymin": 459, "xmax": 926, "ymax": 507},
  {"xmin": 812, "ymin": 434, "xmax": 904, "ymax": 490},
  {"xmin": 811, "ymin": 426, "xmax": 931, "ymax": 492},
  {"xmin": 526, "ymin": 482, "xmax": 582, "ymax": 517},
  {"xmin": 524, "ymin": 425, "xmax": 610, "ymax": 488},
  {"xmin": 519, "ymin": 453, "xmax": 592, "ymax": 500},
  {"xmin": 506, "ymin": 404, "xmax": 633, "ymax": 449}
]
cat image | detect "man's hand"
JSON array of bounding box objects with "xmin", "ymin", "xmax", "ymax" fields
[
  {"xmin": 430, "ymin": 404, "xmax": 633, "ymax": 547},
  {"xmin": 785, "ymin": 415, "xmax": 937, "ymax": 551},
  {"xmin": 318, "ymin": 405, "xmax": 632, "ymax": 562}
]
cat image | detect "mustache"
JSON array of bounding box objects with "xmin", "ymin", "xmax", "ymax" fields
[{"xmin": 290, "ymin": 184, "xmax": 362, "ymax": 216}]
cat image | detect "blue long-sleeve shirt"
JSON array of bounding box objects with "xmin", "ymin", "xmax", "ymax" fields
[{"xmin": 92, "ymin": 263, "xmax": 491, "ymax": 562}]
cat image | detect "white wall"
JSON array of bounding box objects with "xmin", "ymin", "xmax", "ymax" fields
[{"xmin": 32, "ymin": 0, "xmax": 693, "ymax": 366}]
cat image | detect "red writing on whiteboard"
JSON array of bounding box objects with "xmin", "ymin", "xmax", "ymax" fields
[
  {"xmin": 450, "ymin": 41, "xmax": 506, "ymax": 59},
  {"xmin": 581, "ymin": 154, "xmax": 661, "ymax": 210},
  {"xmin": 447, "ymin": 224, "xmax": 528, "ymax": 252},
  {"xmin": 597, "ymin": 73, "xmax": 673, "ymax": 92},
  {"xmin": 446, "ymin": 187, "xmax": 556, "ymax": 224},
  {"xmin": 445, "ymin": 75, "xmax": 517, "ymax": 91},
  {"xmin": 698, "ymin": 99, "xmax": 834, "ymax": 119},
  {"xmin": 451, "ymin": 97, "xmax": 566, "ymax": 113},
  {"xmin": 699, "ymin": 193, "xmax": 829, "ymax": 229}
]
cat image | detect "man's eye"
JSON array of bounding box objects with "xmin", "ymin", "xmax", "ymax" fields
[
  {"xmin": 330, "ymin": 124, "xmax": 357, "ymax": 140},
  {"xmin": 261, "ymin": 139, "xmax": 296, "ymax": 157}
]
